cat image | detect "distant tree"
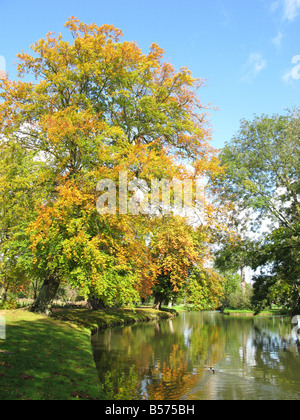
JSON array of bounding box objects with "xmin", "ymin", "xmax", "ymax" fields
[{"xmin": 217, "ymin": 270, "xmax": 240, "ymax": 309}]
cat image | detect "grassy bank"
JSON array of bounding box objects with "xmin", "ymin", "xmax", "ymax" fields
[
  {"xmin": 0, "ymin": 307, "xmax": 175, "ymax": 400},
  {"xmin": 52, "ymin": 306, "xmax": 177, "ymax": 332},
  {"xmin": 223, "ymin": 309, "xmax": 287, "ymax": 316}
]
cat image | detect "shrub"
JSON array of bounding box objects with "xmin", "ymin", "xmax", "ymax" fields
[
  {"xmin": 0, "ymin": 298, "xmax": 19, "ymax": 310},
  {"xmin": 228, "ymin": 286, "xmax": 253, "ymax": 310}
]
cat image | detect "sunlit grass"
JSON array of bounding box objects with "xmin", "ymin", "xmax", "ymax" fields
[{"xmin": 0, "ymin": 309, "xmax": 105, "ymax": 400}]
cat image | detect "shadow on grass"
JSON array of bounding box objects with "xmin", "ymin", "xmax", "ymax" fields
[{"xmin": 0, "ymin": 310, "xmax": 105, "ymax": 400}]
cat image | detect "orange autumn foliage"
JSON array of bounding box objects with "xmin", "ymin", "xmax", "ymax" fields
[{"xmin": 0, "ymin": 18, "xmax": 227, "ymax": 310}]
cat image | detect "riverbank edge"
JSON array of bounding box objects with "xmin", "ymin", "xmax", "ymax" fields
[
  {"xmin": 0, "ymin": 307, "xmax": 176, "ymax": 400},
  {"xmin": 52, "ymin": 306, "xmax": 178, "ymax": 335}
]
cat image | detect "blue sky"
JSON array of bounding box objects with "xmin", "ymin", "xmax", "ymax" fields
[{"xmin": 0, "ymin": 0, "xmax": 299, "ymax": 149}]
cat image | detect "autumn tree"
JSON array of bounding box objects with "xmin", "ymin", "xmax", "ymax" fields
[
  {"xmin": 150, "ymin": 216, "xmax": 200, "ymax": 310},
  {"xmin": 0, "ymin": 17, "xmax": 222, "ymax": 314},
  {"xmin": 149, "ymin": 215, "xmax": 224, "ymax": 310}
]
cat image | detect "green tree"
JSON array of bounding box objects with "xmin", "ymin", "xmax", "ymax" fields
[
  {"xmin": 217, "ymin": 270, "xmax": 240, "ymax": 309},
  {"xmin": 0, "ymin": 140, "xmax": 46, "ymax": 302},
  {"xmin": 215, "ymin": 110, "xmax": 300, "ymax": 226},
  {"xmin": 213, "ymin": 109, "xmax": 300, "ymax": 313}
]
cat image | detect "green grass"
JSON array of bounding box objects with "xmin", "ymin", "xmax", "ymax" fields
[
  {"xmin": 0, "ymin": 309, "xmax": 104, "ymax": 400},
  {"xmin": 161, "ymin": 304, "xmax": 191, "ymax": 313},
  {"xmin": 223, "ymin": 309, "xmax": 287, "ymax": 316},
  {"xmin": 0, "ymin": 307, "xmax": 175, "ymax": 400},
  {"xmin": 223, "ymin": 309, "xmax": 254, "ymax": 314}
]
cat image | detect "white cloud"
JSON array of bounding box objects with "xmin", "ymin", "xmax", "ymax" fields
[
  {"xmin": 0, "ymin": 55, "xmax": 6, "ymax": 80},
  {"xmin": 270, "ymin": 0, "xmax": 281, "ymax": 12},
  {"xmin": 241, "ymin": 52, "xmax": 267, "ymax": 82},
  {"xmin": 283, "ymin": 0, "xmax": 300, "ymax": 21},
  {"xmin": 270, "ymin": 0, "xmax": 300, "ymax": 20},
  {"xmin": 220, "ymin": 8, "xmax": 231, "ymax": 27},
  {"xmin": 272, "ymin": 31, "xmax": 283, "ymax": 47},
  {"xmin": 282, "ymin": 55, "xmax": 300, "ymax": 84},
  {"xmin": 0, "ymin": 55, "xmax": 5, "ymax": 68}
]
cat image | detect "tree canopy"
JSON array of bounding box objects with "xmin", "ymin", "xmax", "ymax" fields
[{"xmin": 0, "ymin": 17, "xmax": 225, "ymax": 313}]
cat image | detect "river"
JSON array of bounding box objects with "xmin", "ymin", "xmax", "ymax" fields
[{"xmin": 91, "ymin": 311, "xmax": 300, "ymax": 400}]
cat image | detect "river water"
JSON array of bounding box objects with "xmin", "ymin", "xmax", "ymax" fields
[{"xmin": 91, "ymin": 311, "xmax": 300, "ymax": 400}]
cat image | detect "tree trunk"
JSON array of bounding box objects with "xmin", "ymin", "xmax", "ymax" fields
[
  {"xmin": 86, "ymin": 296, "xmax": 106, "ymax": 310},
  {"xmin": 152, "ymin": 294, "xmax": 163, "ymax": 310},
  {"xmin": 0, "ymin": 276, "xmax": 8, "ymax": 302},
  {"xmin": 241, "ymin": 265, "xmax": 246, "ymax": 296},
  {"xmin": 30, "ymin": 272, "xmax": 60, "ymax": 315},
  {"xmin": 32, "ymin": 278, "xmax": 39, "ymax": 301},
  {"xmin": 0, "ymin": 285, "xmax": 7, "ymax": 302}
]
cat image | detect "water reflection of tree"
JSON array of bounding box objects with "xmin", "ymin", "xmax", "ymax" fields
[
  {"xmin": 92, "ymin": 314, "xmax": 227, "ymax": 400},
  {"xmin": 251, "ymin": 319, "xmax": 300, "ymax": 389},
  {"xmin": 92, "ymin": 325, "xmax": 155, "ymax": 399},
  {"xmin": 144, "ymin": 317, "xmax": 226, "ymax": 399},
  {"xmin": 217, "ymin": 316, "xmax": 300, "ymax": 397}
]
